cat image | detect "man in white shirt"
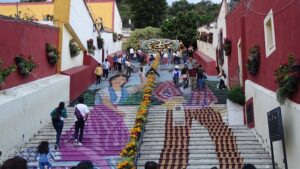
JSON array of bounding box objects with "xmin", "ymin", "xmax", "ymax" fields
[
  {"xmin": 102, "ymin": 59, "xmax": 110, "ymax": 80},
  {"xmin": 129, "ymin": 48, "xmax": 134, "ymax": 60},
  {"xmin": 74, "ymin": 97, "xmax": 90, "ymax": 146}
]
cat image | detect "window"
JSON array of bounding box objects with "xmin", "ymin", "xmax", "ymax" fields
[{"xmin": 264, "ymin": 9, "xmax": 276, "ymax": 57}]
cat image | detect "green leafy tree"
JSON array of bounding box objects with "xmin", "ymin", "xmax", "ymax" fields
[
  {"xmin": 162, "ymin": 0, "xmax": 220, "ymax": 47},
  {"xmin": 161, "ymin": 11, "xmax": 202, "ymax": 47},
  {"xmin": 128, "ymin": 0, "xmax": 167, "ymax": 28},
  {"xmin": 123, "ymin": 26, "xmax": 162, "ymax": 50},
  {"xmin": 167, "ymin": 0, "xmax": 192, "ymax": 17}
]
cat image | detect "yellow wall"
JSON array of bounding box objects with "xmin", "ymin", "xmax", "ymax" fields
[
  {"xmin": 0, "ymin": 2, "xmax": 114, "ymax": 30},
  {"xmin": 87, "ymin": 2, "xmax": 113, "ymax": 30},
  {"xmin": 0, "ymin": 3, "xmax": 53, "ymax": 21}
]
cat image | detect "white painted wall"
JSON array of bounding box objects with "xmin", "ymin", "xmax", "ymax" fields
[
  {"xmin": 61, "ymin": 25, "xmax": 84, "ymax": 71},
  {"xmin": 196, "ymin": 0, "xmax": 228, "ymax": 83},
  {"xmin": 69, "ymin": 0, "xmax": 94, "ymax": 50},
  {"xmin": 102, "ymin": 31, "xmax": 122, "ymax": 59},
  {"xmin": 245, "ymin": 80, "xmax": 300, "ymax": 169},
  {"xmin": 60, "ymin": 0, "xmax": 103, "ymax": 71},
  {"xmin": 114, "ymin": 3, "xmax": 122, "ymax": 34},
  {"xmin": 0, "ymin": 75, "xmax": 70, "ymax": 162},
  {"xmin": 217, "ymin": 0, "xmax": 229, "ymax": 85},
  {"xmin": 197, "ymin": 26, "xmax": 216, "ymax": 61}
]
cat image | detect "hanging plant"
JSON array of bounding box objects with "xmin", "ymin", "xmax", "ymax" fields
[
  {"xmin": 118, "ymin": 34, "xmax": 123, "ymax": 41},
  {"xmin": 69, "ymin": 39, "xmax": 81, "ymax": 57},
  {"xmin": 208, "ymin": 32, "xmax": 213, "ymax": 44},
  {"xmin": 223, "ymin": 38, "xmax": 232, "ymax": 56},
  {"xmin": 46, "ymin": 43, "xmax": 58, "ymax": 65},
  {"xmin": 0, "ymin": 59, "xmax": 16, "ymax": 87},
  {"xmin": 15, "ymin": 55, "xmax": 37, "ymax": 77},
  {"xmin": 87, "ymin": 39, "xmax": 96, "ymax": 55},
  {"xmin": 113, "ymin": 33, "xmax": 118, "ymax": 42},
  {"xmin": 199, "ymin": 32, "xmax": 208, "ymax": 42},
  {"xmin": 97, "ymin": 36, "xmax": 104, "ymax": 49},
  {"xmin": 246, "ymin": 45, "xmax": 260, "ymax": 75},
  {"xmin": 274, "ymin": 54, "xmax": 299, "ymax": 104}
]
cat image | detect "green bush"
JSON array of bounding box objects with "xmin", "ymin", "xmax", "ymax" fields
[{"xmin": 227, "ymin": 86, "xmax": 245, "ymax": 105}]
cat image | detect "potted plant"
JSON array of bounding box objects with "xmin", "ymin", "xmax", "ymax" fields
[
  {"xmin": 0, "ymin": 59, "xmax": 16, "ymax": 87},
  {"xmin": 69, "ymin": 39, "xmax": 81, "ymax": 57},
  {"xmin": 97, "ymin": 36, "xmax": 104, "ymax": 49},
  {"xmin": 87, "ymin": 39, "xmax": 96, "ymax": 55},
  {"xmin": 223, "ymin": 38, "xmax": 232, "ymax": 56},
  {"xmin": 274, "ymin": 54, "xmax": 299, "ymax": 104},
  {"xmin": 15, "ymin": 55, "xmax": 37, "ymax": 77},
  {"xmin": 200, "ymin": 32, "xmax": 208, "ymax": 42},
  {"xmin": 46, "ymin": 43, "xmax": 58, "ymax": 65},
  {"xmin": 208, "ymin": 32, "xmax": 213, "ymax": 43},
  {"xmin": 227, "ymin": 85, "xmax": 245, "ymax": 105},
  {"xmin": 118, "ymin": 34, "xmax": 123, "ymax": 41},
  {"xmin": 246, "ymin": 45, "xmax": 260, "ymax": 75},
  {"xmin": 113, "ymin": 33, "xmax": 118, "ymax": 42}
]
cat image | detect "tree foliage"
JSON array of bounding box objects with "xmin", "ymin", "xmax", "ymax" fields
[
  {"xmin": 167, "ymin": 0, "xmax": 193, "ymax": 17},
  {"xmin": 122, "ymin": 27, "xmax": 162, "ymax": 50},
  {"xmin": 116, "ymin": 0, "xmax": 132, "ymax": 28},
  {"xmin": 161, "ymin": 0, "xmax": 220, "ymax": 48},
  {"xmin": 127, "ymin": 0, "xmax": 167, "ymax": 28},
  {"xmin": 161, "ymin": 11, "xmax": 200, "ymax": 48}
]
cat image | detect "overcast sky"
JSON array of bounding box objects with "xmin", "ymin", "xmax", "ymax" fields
[{"xmin": 167, "ymin": 0, "xmax": 222, "ymax": 5}]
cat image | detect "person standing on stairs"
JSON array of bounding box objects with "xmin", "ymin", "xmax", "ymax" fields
[
  {"xmin": 172, "ymin": 65, "xmax": 181, "ymax": 87},
  {"xmin": 181, "ymin": 63, "xmax": 189, "ymax": 89},
  {"xmin": 74, "ymin": 97, "xmax": 90, "ymax": 146},
  {"xmin": 94, "ymin": 63, "xmax": 103, "ymax": 85},
  {"xmin": 50, "ymin": 101, "xmax": 67, "ymax": 149},
  {"xmin": 102, "ymin": 59, "xmax": 110, "ymax": 80}
]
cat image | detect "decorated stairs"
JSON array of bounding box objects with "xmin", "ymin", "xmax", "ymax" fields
[
  {"xmin": 12, "ymin": 105, "xmax": 138, "ymax": 168},
  {"xmin": 136, "ymin": 105, "xmax": 277, "ymax": 169}
]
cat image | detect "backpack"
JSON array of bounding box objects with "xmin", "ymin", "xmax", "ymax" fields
[
  {"xmin": 74, "ymin": 106, "xmax": 84, "ymax": 121},
  {"xmin": 52, "ymin": 108, "xmax": 62, "ymax": 123},
  {"xmin": 222, "ymin": 71, "xmax": 227, "ymax": 78}
]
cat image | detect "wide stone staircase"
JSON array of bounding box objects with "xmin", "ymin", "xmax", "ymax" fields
[
  {"xmin": 6, "ymin": 63, "xmax": 278, "ymax": 169},
  {"xmin": 12, "ymin": 105, "xmax": 138, "ymax": 168},
  {"xmin": 136, "ymin": 105, "xmax": 276, "ymax": 169}
]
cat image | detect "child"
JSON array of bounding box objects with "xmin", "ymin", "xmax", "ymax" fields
[{"xmin": 37, "ymin": 141, "xmax": 52, "ymax": 169}]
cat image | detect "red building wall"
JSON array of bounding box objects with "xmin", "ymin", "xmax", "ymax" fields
[
  {"xmin": 194, "ymin": 51, "xmax": 218, "ymax": 76},
  {"xmin": 0, "ymin": 16, "xmax": 59, "ymax": 90},
  {"xmin": 61, "ymin": 53, "xmax": 98, "ymax": 101},
  {"xmin": 226, "ymin": 0, "xmax": 300, "ymax": 103}
]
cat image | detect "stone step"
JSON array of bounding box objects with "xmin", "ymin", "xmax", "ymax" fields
[
  {"xmin": 42, "ymin": 122, "xmax": 134, "ymax": 128},
  {"xmin": 137, "ymin": 159, "xmax": 273, "ymax": 165},
  {"xmin": 139, "ymin": 149, "xmax": 269, "ymax": 154},
  {"xmin": 140, "ymin": 144, "xmax": 263, "ymax": 150},
  {"xmin": 142, "ymin": 137, "xmax": 258, "ymax": 142},
  {"xmin": 143, "ymin": 129, "xmax": 253, "ymax": 134},
  {"xmin": 139, "ymin": 153, "xmax": 271, "ymax": 159},
  {"xmin": 140, "ymin": 141, "xmax": 260, "ymax": 145},
  {"xmin": 37, "ymin": 126, "xmax": 130, "ymax": 135},
  {"xmin": 144, "ymin": 125, "xmax": 248, "ymax": 129},
  {"xmin": 142, "ymin": 133, "xmax": 255, "ymax": 137}
]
